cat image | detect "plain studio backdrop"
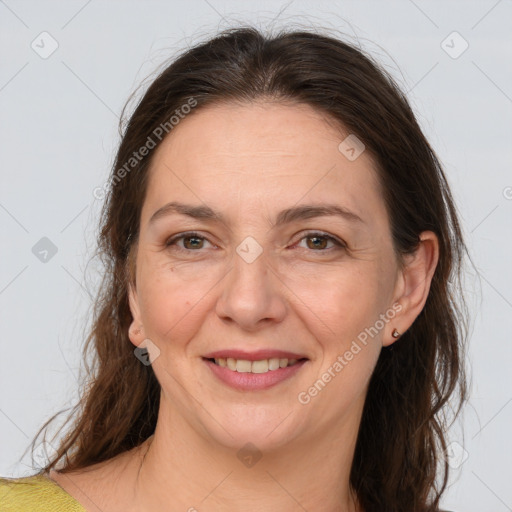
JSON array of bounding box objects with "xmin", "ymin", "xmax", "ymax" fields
[{"xmin": 0, "ymin": 1, "xmax": 511, "ymax": 511}]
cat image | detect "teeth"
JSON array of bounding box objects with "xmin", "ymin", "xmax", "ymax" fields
[
  {"xmin": 236, "ymin": 359, "xmax": 252, "ymax": 372},
  {"xmin": 251, "ymin": 359, "xmax": 269, "ymax": 373},
  {"xmin": 213, "ymin": 357, "xmax": 302, "ymax": 373},
  {"xmin": 268, "ymin": 358, "xmax": 280, "ymax": 371}
]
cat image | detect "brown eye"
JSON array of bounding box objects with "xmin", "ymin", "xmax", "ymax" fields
[
  {"xmin": 306, "ymin": 235, "xmax": 329, "ymax": 250},
  {"xmin": 165, "ymin": 232, "xmax": 212, "ymax": 252},
  {"xmin": 295, "ymin": 232, "xmax": 346, "ymax": 252},
  {"xmin": 182, "ymin": 235, "xmax": 205, "ymax": 250}
]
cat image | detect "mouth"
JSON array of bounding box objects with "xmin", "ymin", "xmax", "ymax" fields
[
  {"xmin": 203, "ymin": 356, "xmax": 308, "ymax": 374},
  {"xmin": 202, "ymin": 355, "xmax": 309, "ymax": 391}
]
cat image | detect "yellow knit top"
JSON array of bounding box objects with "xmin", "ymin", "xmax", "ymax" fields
[{"xmin": 0, "ymin": 473, "xmax": 86, "ymax": 511}]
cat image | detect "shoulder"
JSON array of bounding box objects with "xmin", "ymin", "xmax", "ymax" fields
[{"xmin": 0, "ymin": 473, "xmax": 86, "ymax": 512}]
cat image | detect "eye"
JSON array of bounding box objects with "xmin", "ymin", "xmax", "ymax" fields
[
  {"xmin": 165, "ymin": 232, "xmax": 214, "ymax": 252},
  {"xmin": 293, "ymin": 231, "xmax": 346, "ymax": 252},
  {"xmin": 165, "ymin": 231, "xmax": 346, "ymax": 254}
]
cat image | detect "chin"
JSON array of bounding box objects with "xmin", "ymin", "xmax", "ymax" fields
[{"xmin": 198, "ymin": 405, "xmax": 303, "ymax": 454}]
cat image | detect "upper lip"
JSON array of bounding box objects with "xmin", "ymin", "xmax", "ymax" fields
[{"xmin": 203, "ymin": 349, "xmax": 308, "ymax": 361}]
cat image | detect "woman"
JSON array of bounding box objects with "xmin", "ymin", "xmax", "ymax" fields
[{"xmin": 1, "ymin": 25, "xmax": 468, "ymax": 512}]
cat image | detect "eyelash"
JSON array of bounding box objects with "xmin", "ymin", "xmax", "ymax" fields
[{"xmin": 165, "ymin": 231, "xmax": 346, "ymax": 254}]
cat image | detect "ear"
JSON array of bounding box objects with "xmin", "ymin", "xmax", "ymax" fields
[
  {"xmin": 127, "ymin": 282, "xmax": 144, "ymax": 348},
  {"xmin": 384, "ymin": 231, "xmax": 439, "ymax": 347}
]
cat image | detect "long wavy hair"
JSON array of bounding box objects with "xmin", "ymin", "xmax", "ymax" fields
[{"xmin": 27, "ymin": 25, "xmax": 469, "ymax": 512}]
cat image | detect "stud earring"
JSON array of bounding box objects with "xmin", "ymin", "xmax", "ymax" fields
[{"xmin": 392, "ymin": 328, "xmax": 401, "ymax": 339}]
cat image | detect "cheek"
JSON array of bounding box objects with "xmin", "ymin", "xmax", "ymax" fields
[
  {"xmin": 292, "ymin": 264, "xmax": 386, "ymax": 394},
  {"xmin": 137, "ymin": 261, "xmax": 221, "ymax": 346},
  {"xmin": 289, "ymin": 264, "xmax": 383, "ymax": 341},
  {"xmin": 295, "ymin": 269, "xmax": 385, "ymax": 414}
]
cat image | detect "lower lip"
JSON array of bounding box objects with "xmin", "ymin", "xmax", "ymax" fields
[{"xmin": 203, "ymin": 358, "xmax": 308, "ymax": 391}]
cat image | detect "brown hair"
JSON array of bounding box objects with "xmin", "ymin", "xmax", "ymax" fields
[{"xmin": 28, "ymin": 25, "xmax": 469, "ymax": 512}]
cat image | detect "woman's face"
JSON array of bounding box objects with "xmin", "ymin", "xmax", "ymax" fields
[{"xmin": 128, "ymin": 101, "xmax": 404, "ymax": 451}]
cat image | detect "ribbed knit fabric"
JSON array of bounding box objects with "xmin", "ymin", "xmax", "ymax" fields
[{"xmin": 0, "ymin": 473, "xmax": 86, "ymax": 511}]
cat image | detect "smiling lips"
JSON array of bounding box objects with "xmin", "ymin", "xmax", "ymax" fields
[
  {"xmin": 203, "ymin": 349, "xmax": 307, "ymax": 372},
  {"xmin": 211, "ymin": 356, "xmax": 301, "ymax": 373},
  {"xmin": 202, "ymin": 349, "xmax": 309, "ymax": 390}
]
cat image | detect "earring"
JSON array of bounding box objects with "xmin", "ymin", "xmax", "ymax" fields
[{"xmin": 392, "ymin": 328, "xmax": 401, "ymax": 339}]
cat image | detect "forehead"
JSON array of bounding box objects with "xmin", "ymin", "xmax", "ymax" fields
[{"xmin": 142, "ymin": 101, "xmax": 386, "ymax": 226}]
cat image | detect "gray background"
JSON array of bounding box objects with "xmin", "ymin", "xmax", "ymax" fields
[{"xmin": 1, "ymin": 1, "xmax": 511, "ymax": 511}]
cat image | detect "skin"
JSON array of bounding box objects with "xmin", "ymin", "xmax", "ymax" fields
[{"xmin": 49, "ymin": 101, "xmax": 439, "ymax": 512}]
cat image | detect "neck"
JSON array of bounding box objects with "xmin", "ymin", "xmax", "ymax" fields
[{"xmin": 131, "ymin": 402, "xmax": 363, "ymax": 512}]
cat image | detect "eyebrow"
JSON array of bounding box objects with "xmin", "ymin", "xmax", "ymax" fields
[{"xmin": 148, "ymin": 201, "xmax": 365, "ymax": 227}]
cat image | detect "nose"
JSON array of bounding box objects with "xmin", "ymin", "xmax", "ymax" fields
[{"xmin": 215, "ymin": 247, "xmax": 287, "ymax": 331}]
